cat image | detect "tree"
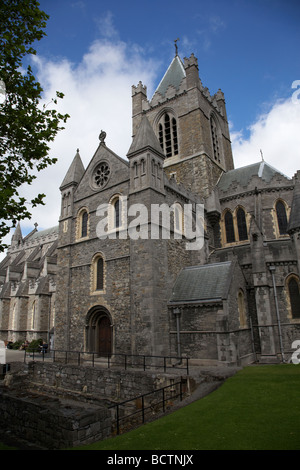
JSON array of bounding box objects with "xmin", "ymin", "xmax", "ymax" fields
[{"xmin": 0, "ymin": 0, "xmax": 69, "ymax": 252}]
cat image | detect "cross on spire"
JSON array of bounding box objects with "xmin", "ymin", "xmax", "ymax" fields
[{"xmin": 174, "ymin": 38, "xmax": 179, "ymax": 56}]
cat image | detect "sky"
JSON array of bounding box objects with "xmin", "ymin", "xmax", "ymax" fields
[{"xmin": 2, "ymin": 0, "xmax": 300, "ymax": 256}]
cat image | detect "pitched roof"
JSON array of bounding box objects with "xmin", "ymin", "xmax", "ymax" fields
[
  {"xmin": 153, "ymin": 55, "xmax": 186, "ymax": 98},
  {"xmin": 127, "ymin": 115, "xmax": 164, "ymax": 157},
  {"xmin": 217, "ymin": 161, "xmax": 290, "ymax": 192},
  {"xmin": 60, "ymin": 149, "xmax": 85, "ymax": 189},
  {"xmin": 169, "ymin": 261, "xmax": 233, "ymax": 305}
]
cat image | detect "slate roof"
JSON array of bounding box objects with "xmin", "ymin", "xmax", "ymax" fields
[
  {"xmin": 153, "ymin": 55, "xmax": 186, "ymax": 98},
  {"xmin": 29, "ymin": 226, "xmax": 59, "ymax": 240},
  {"xmin": 217, "ymin": 161, "xmax": 290, "ymax": 192},
  {"xmin": 60, "ymin": 150, "xmax": 85, "ymax": 189},
  {"xmin": 169, "ymin": 261, "xmax": 233, "ymax": 305}
]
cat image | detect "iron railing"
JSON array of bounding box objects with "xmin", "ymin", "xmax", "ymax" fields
[
  {"xmin": 23, "ymin": 348, "xmax": 190, "ymax": 374},
  {"xmin": 109, "ymin": 379, "xmax": 185, "ymax": 435}
]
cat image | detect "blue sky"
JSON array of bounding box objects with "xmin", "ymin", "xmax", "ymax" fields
[
  {"xmin": 36, "ymin": 0, "xmax": 300, "ymax": 135},
  {"xmin": 2, "ymin": 0, "xmax": 300, "ymax": 251}
]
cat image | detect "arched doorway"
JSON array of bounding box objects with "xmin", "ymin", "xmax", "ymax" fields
[{"xmin": 86, "ymin": 306, "xmax": 112, "ymax": 356}]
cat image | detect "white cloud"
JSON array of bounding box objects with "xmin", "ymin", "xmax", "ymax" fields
[
  {"xmin": 0, "ymin": 37, "xmax": 157, "ymax": 259},
  {"xmin": 2, "ymin": 37, "xmax": 300, "ymax": 261},
  {"xmin": 231, "ymin": 96, "xmax": 300, "ymax": 178}
]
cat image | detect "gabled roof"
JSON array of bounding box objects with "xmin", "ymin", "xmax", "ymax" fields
[
  {"xmin": 153, "ymin": 55, "xmax": 186, "ymax": 98},
  {"xmin": 217, "ymin": 161, "xmax": 290, "ymax": 192},
  {"xmin": 29, "ymin": 226, "xmax": 59, "ymax": 241},
  {"xmin": 169, "ymin": 261, "xmax": 233, "ymax": 305},
  {"xmin": 60, "ymin": 149, "xmax": 85, "ymax": 190},
  {"xmin": 127, "ymin": 115, "xmax": 164, "ymax": 158}
]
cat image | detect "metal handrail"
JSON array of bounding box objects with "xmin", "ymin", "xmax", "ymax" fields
[
  {"xmin": 109, "ymin": 380, "xmax": 184, "ymax": 435},
  {"xmin": 23, "ymin": 348, "xmax": 189, "ymax": 374}
]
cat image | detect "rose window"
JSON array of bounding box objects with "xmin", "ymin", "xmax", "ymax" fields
[{"xmin": 93, "ymin": 162, "xmax": 110, "ymax": 188}]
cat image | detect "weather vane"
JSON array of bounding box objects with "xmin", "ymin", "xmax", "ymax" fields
[
  {"xmin": 174, "ymin": 38, "xmax": 179, "ymax": 56},
  {"xmin": 99, "ymin": 130, "xmax": 106, "ymax": 145}
]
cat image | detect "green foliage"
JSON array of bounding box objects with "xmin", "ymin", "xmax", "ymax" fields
[
  {"xmin": 0, "ymin": 0, "xmax": 69, "ymax": 251},
  {"xmin": 73, "ymin": 365, "xmax": 300, "ymax": 451},
  {"xmin": 27, "ymin": 338, "xmax": 43, "ymax": 352},
  {"xmin": 11, "ymin": 340, "xmax": 23, "ymax": 350}
]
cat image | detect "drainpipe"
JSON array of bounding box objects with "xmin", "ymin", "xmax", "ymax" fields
[
  {"xmin": 173, "ymin": 307, "xmax": 182, "ymax": 363},
  {"xmin": 269, "ymin": 266, "xmax": 285, "ymax": 362}
]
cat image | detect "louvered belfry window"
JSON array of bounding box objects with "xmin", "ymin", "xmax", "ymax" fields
[{"xmin": 158, "ymin": 113, "xmax": 178, "ymax": 158}]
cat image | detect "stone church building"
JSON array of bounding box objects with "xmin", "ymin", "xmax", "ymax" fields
[{"xmin": 1, "ymin": 51, "xmax": 300, "ymax": 366}]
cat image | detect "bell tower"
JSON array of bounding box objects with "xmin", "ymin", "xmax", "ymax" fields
[{"xmin": 131, "ymin": 48, "xmax": 234, "ymax": 199}]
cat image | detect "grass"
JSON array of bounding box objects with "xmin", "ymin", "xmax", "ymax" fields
[
  {"xmin": 73, "ymin": 364, "xmax": 300, "ymax": 451},
  {"xmin": 1, "ymin": 364, "xmax": 299, "ymax": 450}
]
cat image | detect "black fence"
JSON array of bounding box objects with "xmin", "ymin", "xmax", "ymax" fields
[
  {"xmin": 109, "ymin": 379, "xmax": 185, "ymax": 435},
  {"xmin": 23, "ymin": 348, "xmax": 190, "ymax": 375}
]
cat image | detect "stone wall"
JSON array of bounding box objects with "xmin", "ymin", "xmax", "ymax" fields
[
  {"xmin": 25, "ymin": 362, "xmax": 175, "ymax": 402},
  {"xmin": 0, "ymin": 383, "xmax": 111, "ymax": 449},
  {"xmin": 0, "ymin": 361, "xmax": 188, "ymax": 449}
]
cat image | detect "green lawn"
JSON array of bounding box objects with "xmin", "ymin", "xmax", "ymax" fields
[
  {"xmin": 74, "ymin": 364, "xmax": 300, "ymax": 451},
  {"xmin": 1, "ymin": 364, "xmax": 299, "ymax": 451}
]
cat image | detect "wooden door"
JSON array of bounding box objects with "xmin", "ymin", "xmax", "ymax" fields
[{"xmin": 98, "ymin": 316, "xmax": 112, "ymax": 356}]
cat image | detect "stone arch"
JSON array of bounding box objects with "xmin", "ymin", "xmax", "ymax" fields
[
  {"xmin": 235, "ymin": 205, "xmax": 248, "ymax": 241},
  {"xmin": 285, "ymin": 274, "xmax": 300, "ymax": 320},
  {"xmin": 274, "ymin": 198, "xmax": 289, "ymax": 237},
  {"xmin": 85, "ymin": 306, "xmax": 113, "ymax": 356},
  {"xmin": 76, "ymin": 206, "xmax": 89, "ymax": 240},
  {"xmin": 154, "ymin": 107, "xmax": 179, "ymax": 158},
  {"xmin": 108, "ymin": 193, "xmax": 123, "ymax": 231}
]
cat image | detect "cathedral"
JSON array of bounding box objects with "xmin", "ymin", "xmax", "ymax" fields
[{"xmin": 1, "ymin": 50, "xmax": 300, "ymax": 366}]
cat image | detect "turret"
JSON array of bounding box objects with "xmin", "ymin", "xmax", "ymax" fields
[
  {"xmin": 131, "ymin": 81, "xmax": 147, "ymax": 137},
  {"xmin": 59, "ymin": 149, "xmax": 85, "ymax": 244}
]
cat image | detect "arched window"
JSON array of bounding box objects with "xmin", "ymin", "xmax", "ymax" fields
[
  {"xmin": 96, "ymin": 257, "xmax": 104, "ymax": 291},
  {"xmin": 81, "ymin": 210, "xmax": 88, "ymax": 238},
  {"xmin": 91, "ymin": 254, "xmax": 105, "ymax": 292},
  {"xmin": 114, "ymin": 198, "xmax": 120, "ymax": 229},
  {"xmin": 287, "ymin": 276, "xmax": 300, "ymax": 319},
  {"xmin": 225, "ymin": 211, "xmax": 235, "ymax": 243},
  {"xmin": 276, "ymin": 200, "xmax": 288, "ymax": 235},
  {"xmin": 158, "ymin": 113, "xmax": 178, "ymax": 158},
  {"xmin": 237, "ymin": 207, "xmax": 248, "ymax": 241},
  {"xmin": 76, "ymin": 208, "xmax": 89, "ymax": 240}
]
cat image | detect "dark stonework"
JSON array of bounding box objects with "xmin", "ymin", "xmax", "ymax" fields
[{"xmin": 1, "ymin": 51, "xmax": 300, "ymax": 366}]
